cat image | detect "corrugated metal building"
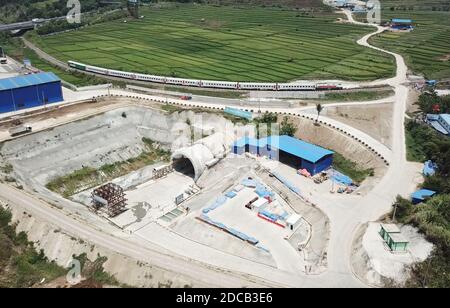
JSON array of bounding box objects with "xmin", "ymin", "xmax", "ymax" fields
[
  {"xmin": 390, "ymin": 18, "xmax": 414, "ymax": 30},
  {"xmin": 411, "ymin": 189, "xmax": 436, "ymax": 205},
  {"xmin": 232, "ymin": 135, "xmax": 334, "ymax": 175},
  {"xmin": 0, "ymin": 72, "xmax": 63, "ymax": 113}
]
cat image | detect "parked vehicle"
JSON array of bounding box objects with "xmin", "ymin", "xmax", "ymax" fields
[
  {"xmin": 8, "ymin": 125, "xmax": 32, "ymax": 137},
  {"xmin": 0, "ymin": 46, "xmax": 6, "ymax": 64}
]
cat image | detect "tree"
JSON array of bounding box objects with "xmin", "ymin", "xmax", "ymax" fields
[
  {"xmin": 280, "ymin": 116, "xmax": 297, "ymax": 137},
  {"xmin": 415, "ymin": 89, "xmax": 441, "ymax": 114},
  {"xmin": 316, "ymin": 103, "xmax": 324, "ymax": 123},
  {"xmin": 255, "ymin": 112, "xmax": 277, "ymax": 138}
]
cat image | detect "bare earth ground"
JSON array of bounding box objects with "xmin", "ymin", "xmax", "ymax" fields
[
  {"xmin": 323, "ymin": 103, "xmax": 394, "ymax": 149},
  {"xmin": 351, "ymin": 222, "xmax": 433, "ymax": 287}
]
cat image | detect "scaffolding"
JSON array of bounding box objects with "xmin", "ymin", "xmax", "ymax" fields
[
  {"xmin": 91, "ymin": 183, "xmax": 127, "ymax": 217},
  {"xmin": 152, "ymin": 164, "xmax": 174, "ymax": 180}
]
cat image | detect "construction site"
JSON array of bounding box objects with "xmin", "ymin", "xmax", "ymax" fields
[
  {"xmin": 0, "ymin": 90, "xmax": 399, "ymax": 283},
  {"xmin": 0, "ymin": 0, "xmax": 448, "ymax": 289}
]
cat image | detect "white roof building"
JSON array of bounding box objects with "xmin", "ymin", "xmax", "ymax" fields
[
  {"xmin": 286, "ymin": 213, "xmax": 302, "ymax": 230},
  {"xmin": 253, "ymin": 198, "xmax": 268, "ymax": 211}
]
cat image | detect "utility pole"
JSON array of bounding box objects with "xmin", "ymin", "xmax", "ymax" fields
[
  {"xmin": 330, "ymin": 169, "xmax": 335, "ymax": 193},
  {"xmin": 392, "ymin": 201, "xmax": 398, "ymax": 222}
]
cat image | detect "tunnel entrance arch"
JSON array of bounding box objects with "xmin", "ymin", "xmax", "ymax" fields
[
  {"xmin": 173, "ymin": 156, "xmax": 195, "ymax": 179},
  {"xmin": 171, "ymin": 143, "xmax": 214, "ymax": 181}
]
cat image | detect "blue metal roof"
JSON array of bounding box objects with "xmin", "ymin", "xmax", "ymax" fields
[
  {"xmin": 224, "ymin": 107, "xmax": 252, "ymax": 121},
  {"xmin": 270, "ymin": 135, "xmax": 334, "ymax": 163},
  {"xmin": 426, "ymin": 114, "xmax": 439, "ymax": 121},
  {"xmin": 235, "ymin": 135, "xmax": 334, "ymax": 163},
  {"xmin": 429, "ymin": 120, "xmax": 448, "ymax": 135},
  {"xmin": 0, "ymin": 72, "xmax": 61, "ymax": 91},
  {"xmin": 440, "ymin": 114, "xmax": 450, "ymax": 126},
  {"xmin": 391, "ymin": 18, "xmax": 413, "ymax": 24},
  {"xmin": 423, "ymin": 160, "xmax": 437, "ymax": 176},
  {"xmin": 412, "ymin": 189, "xmax": 436, "ymax": 201}
]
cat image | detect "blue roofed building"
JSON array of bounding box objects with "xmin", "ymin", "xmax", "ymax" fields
[
  {"xmin": 0, "ymin": 72, "xmax": 63, "ymax": 113},
  {"xmin": 426, "ymin": 114, "xmax": 450, "ymax": 135},
  {"xmin": 232, "ymin": 135, "xmax": 334, "ymax": 175},
  {"xmin": 438, "ymin": 114, "xmax": 450, "ymax": 134},
  {"xmin": 423, "ymin": 160, "xmax": 438, "ymax": 176},
  {"xmin": 334, "ymin": 0, "xmax": 347, "ymax": 8},
  {"xmin": 224, "ymin": 107, "xmax": 253, "ymax": 121},
  {"xmin": 390, "ymin": 18, "xmax": 414, "ymax": 30},
  {"xmin": 411, "ymin": 189, "xmax": 436, "ymax": 204}
]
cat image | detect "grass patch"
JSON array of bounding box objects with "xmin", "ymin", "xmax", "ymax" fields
[
  {"xmin": 161, "ymin": 103, "xmax": 250, "ymax": 124},
  {"xmin": 320, "ymin": 89, "xmax": 394, "ymax": 102},
  {"xmin": 71, "ymin": 253, "xmax": 128, "ymax": 288},
  {"xmin": 405, "ymin": 123, "xmax": 427, "ymax": 162},
  {"xmin": 0, "ymin": 207, "xmax": 67, "ymax": 288},
  {"xmin": 0, "ymin": 163, "xmax": 13, "ymax": 174},
  {"xmin": 332, "ymin": 152, "xmax": 374, "ymax": 184},
  {"xmin": 46, "ymin": 138, "xmax": 171, "ymax": 197},
  {"xmin": 161, "ymin": 104, "xmax": 185, "ymax": 114},
  {"xmin": 2, "ymin": 37, "xmax": 107, "ymax": 87},
  {"xmin": 368, "ymin": 3, "xmax": 450, "ymax": 80},
  {"xmin": 31, "ymin": 4, "xmax": 395, "ymax": 82},
  {"xmin": 388, "ymin": 195, "xmax": 450, "ymax": 288},
  {"xmin": 223, "ymin": 113, "xmax": 250, "ymax": 125},
  {"xmin": 405, "ymin": 120, "xmax": 447, "ymax": 163}
]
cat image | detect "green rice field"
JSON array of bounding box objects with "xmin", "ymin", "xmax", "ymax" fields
[
  {"xmin": 32, "ymin": 4, "xmax": 395, "ymax": 82},
  {"xmin": 368, "ymin": 1, "xmax": 450, "ymax": 80}
]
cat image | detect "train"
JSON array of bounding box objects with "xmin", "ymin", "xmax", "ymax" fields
[{"xmin": 68, "ymin": 60, "xmax": 344, "ymax": 91}]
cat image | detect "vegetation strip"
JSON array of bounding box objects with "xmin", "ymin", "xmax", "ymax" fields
[
  {"xmin": 30, "ymin": 4, "xmax": 395, "ymax": 82},
  {"xmin": 46, "ymin": 138, "xmax": 171, "ymax": 198}
]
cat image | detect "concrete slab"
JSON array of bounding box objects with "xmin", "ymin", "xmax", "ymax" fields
[
  {"xmin": 361, "ymin": 222, "xmax": 433, "ymax": 285},
  {"xmin": 206, "ymin": 186, "xmax": 305, "ymax": 273},
  {"xmin": 111, "ymin": 172, "xmax": 195, "ymax": 231},
  {"xmin": 172, "ymin": 215, "xmax": 276, "ymax": 267}
]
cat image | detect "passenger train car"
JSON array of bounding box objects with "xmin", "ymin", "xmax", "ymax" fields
[{"xmin": 68, "ymin": 60, "xmax": 343, "ymax": 91}]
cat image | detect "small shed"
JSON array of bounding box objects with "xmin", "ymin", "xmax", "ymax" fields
[
  {"xmin": 252, "ymin": 198, "xmax": 268, "ymax": 212},
  {"xmin": 411, "ymin": 189, "xmax": 436, "ymax": 204},
  {"xmin": 379, "ymin": 224, "xmax": 409, "ymax": 252},
  {"xmin": 379, "ymin": 223, "xmax": 400, "ymax": 242},
  {"xmin": 390, "ymin": 18, "xmax": 414, "ymax": 30},
  {"xmin": 387, "ymin": 233, "xmax": 409, "ymax": 252},
  {"xmin": 286, "ymin": 213, "xmax": 302, "ymax": 231}
]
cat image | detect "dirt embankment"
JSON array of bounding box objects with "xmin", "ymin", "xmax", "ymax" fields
[
  {"xmin": 284, "ymin": 115, "xmax": 386, "ymax": 169},
  {"xmin": 1, "ymin": 202, "xmax": 210, "ymax": 288},
  {"xmin": 321, "ymin": 103, "xmax": 394, "ymax": 149},
  {"xmin": 279, "ymin": 115, "xmax": 387, "ymax": 191}
]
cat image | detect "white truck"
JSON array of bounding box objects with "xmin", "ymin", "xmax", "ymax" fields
[{"xmin": 8, "ymin": 125, "xmax": 32, "ymax": 137}]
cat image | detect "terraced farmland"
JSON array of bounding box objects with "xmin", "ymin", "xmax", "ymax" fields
[
  {"xmin": 33, "ymin": 4, "xmax": 395, "ymax": 82},
  {"xmin": 369, "ymin": 2, "xmax": 450, "ymax": 80}
]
